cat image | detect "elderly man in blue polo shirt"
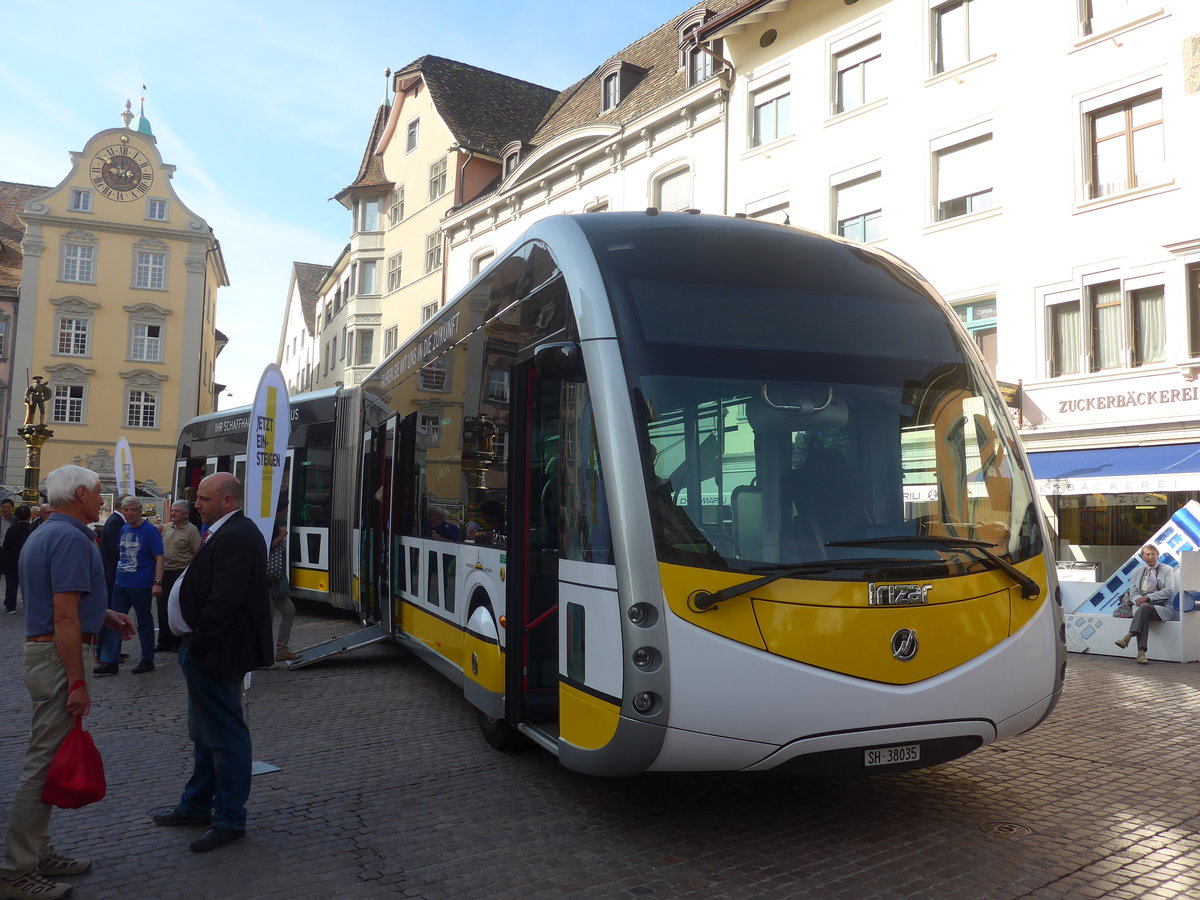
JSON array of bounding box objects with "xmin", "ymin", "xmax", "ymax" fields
[{"xmin": 0, "ymin": 466, "xmax": 135, "ymax": 900}]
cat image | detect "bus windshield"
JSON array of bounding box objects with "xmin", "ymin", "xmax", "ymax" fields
[{"xmin": 592, "ymin": 220, "xmax": 1041, "ymax": 578}]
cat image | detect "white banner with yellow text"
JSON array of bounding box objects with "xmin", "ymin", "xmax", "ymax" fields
[{"xmin": 243, "ymin": 365, "xmax": 290, "ymax": 551}]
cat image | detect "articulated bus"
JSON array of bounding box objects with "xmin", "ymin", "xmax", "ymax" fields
[{"xmin": 179, "ymin": 212, "xmax": 1065, "ymax": 776}]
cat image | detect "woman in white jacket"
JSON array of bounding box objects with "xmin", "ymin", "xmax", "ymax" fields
[{"xmin": 1114, "ymin": 544, "xmax": 1178, "ymax": 664}]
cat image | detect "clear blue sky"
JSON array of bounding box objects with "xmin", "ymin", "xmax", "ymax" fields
[{"xmin": 1, "ymin": 0, "xmax": 694, "ymax": 407}]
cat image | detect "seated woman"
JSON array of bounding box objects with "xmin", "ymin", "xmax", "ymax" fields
[{"xmin": 1114, "ymin": 544, "xmax": 1178, "ymax": 664}]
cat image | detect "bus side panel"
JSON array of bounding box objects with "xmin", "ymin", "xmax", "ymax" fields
[{"xmin": 558, "ymin": 560, "xmax": 622, "ymax": 751}]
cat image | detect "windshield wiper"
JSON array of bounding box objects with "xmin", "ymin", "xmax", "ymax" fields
[
  {"xmin": 826, "ymin": 536, "xmax": 1041, "ymax": 600},
  {"xmin": 690, "ymin": 559, "xmax": 893, "ymax": 612}
]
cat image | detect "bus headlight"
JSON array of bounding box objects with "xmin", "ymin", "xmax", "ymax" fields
[
  {"xmin": 632, "ymin": 691, "xmax": 659, "ymax": 715},
  {"xmin": 627, "ymin": 603, "xmax": 656, "ymax": 626},
  {"xmin": 632, "ymin": 647, "xmax": 660, "ymax": 670}
]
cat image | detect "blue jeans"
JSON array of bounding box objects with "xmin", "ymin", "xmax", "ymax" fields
[
  {"xmin": 176, "ymin": 642, "xmax": 251, "ymax": 831},
  {"xmin": 99, "ymin": 585, "xmax": 155, "ymax": 665}
]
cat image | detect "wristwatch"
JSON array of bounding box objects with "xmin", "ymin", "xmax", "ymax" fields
[{"xmin": 154, "ymin": 580, "xmax": 162, "ymax": 585}]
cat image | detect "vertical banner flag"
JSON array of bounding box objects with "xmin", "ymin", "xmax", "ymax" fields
[
  {"xmin": 244, "ymin": 364, "xmax": 290, "ymax": 550},
  {"xmin": 114, "ymin": 437, "xmax": 134, "ymax": 499}
]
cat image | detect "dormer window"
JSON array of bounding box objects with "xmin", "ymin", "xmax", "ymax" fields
[
  {"xmin": 678, "ymin": 9, "xmax": 724, "ymax": 88},
  {"xmin": 501, "ymin": 141, "xmax": 527, "ymax": 178},
  {"xmin": 598, "ymin": 60, "xmax": 647, "ymax": 113}
]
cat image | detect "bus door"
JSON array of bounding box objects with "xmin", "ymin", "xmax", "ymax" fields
[
  {"xmin": 357, "ymin": 426, "xmax": 382, "ymax": 625},
  {"xmin": 509, "ymin": 360, "xmax": 562, "ymax": 725}
]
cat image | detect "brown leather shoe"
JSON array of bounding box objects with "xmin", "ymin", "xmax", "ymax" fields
[{"xmin": 275, "ymin": 650, "xmax": 299, "ymax": 662}]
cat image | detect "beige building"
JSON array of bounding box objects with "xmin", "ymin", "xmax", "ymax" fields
[
  {"xmin": 293, "ymin": 60, "xmax": 559, "ymax": 391},
  {"xmin": 5, "ymin": 104, "xmax": 227, "ymax": 495}
]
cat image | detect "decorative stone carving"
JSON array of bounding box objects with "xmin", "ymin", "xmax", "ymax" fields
[
  {"xmin": 123, "ymin": 302, "xmax": 172, "ymax": 322},
  {"xmin": 50, "ymin": 296, "xmax": 100, "ymax": 314},
  {"xmin": 44, "ymin": 363, "xmax": 96, "ymax": 382},
  {"xmin": 134, "ymin": 237, "xmax": 169, "ymax": 252},
  {"xmin": 119, "ymin": 368, "xmax": 169, "ymax": 387},
  {"xmin": 62, "ymin": 230, "xmax": 98, "ymax": 243},
  {"xmin": 85, "ymin": 447, "xmax": 116, "ymax": 476}
]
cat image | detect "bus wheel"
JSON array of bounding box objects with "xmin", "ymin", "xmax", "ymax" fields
[{"xmin": 476, "ymin": 709, "xmax": 526, "ymax": 751}]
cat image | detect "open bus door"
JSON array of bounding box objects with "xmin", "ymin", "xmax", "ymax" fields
[{"xmin": 505, "ymin": 359, "xmax": 562, "ymax": 740}]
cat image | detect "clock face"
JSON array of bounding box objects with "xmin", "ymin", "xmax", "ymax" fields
[{"xmin": 89, "ymin": 145, "xmax": 153, "ymax": 201}]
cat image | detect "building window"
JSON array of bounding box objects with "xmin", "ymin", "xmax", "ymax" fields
[
  {"xmin": 487, "ymin": 370, "xmax": 510, "ymax": 403},
  {"xmin": 471, "ymin": 251, "xmax": 494, "ymax": 278},
  {"xmin": 1080, "ymin": 0, "xmax": 1156, "ymax": 37},
  {"xmin": 0, "ymin": 317, "xmax": 6, "ymax": 359},
  {"xmin": 834, "ymin": 173, "xmax": 882, "ymax": 242},
  {"xmin": 70, "ymin": 190, "xmax": 91, "ymax": 212},
  {"xmin": 418, "ymin": 412, "xmax": 441, "ymax": 446},
  {"xmin": 387, "ymin": 253, "xmax": 403, "ymax": 292},
  {"xmin": 1048, "ymin": 279, "xmax": 1165, "ymax": 376},
  {"xmin": 493, "ymin": 430, "xmax": 508, "ymax": 464},
  {"xmin": 388, "ymin": 186, "xmax": 405, "ymax": 226},
  {"xmin": 932, "ymin": 0, "xmax": 993, "ymax": 75},
  {"xmin": 503, "ymin": 150, "xmax": 520, "ymax": 178},
  {"xmin": 419, "ymin": 358, "xmax": 447, "ymax": 392},
  {"xmin": 52, "ymin": 384, "xmax": 85, "ymax": 424},
  {"xmin": 421, "ymin": 301, "xmax": 438, "ymax": 323},
  {"xmin": 135, "ymin": 251, "xmax": 166, "ymax": 289},
  {"xmin": 1086, "ymin": 91, "xmax": 1165, "ymax": 200},
  {"xmin": 384, "ymin": 325, "xmax": 399, "ymax": 356},
  {"xmin": 358, "ymin": 197, "xmax": 381, "ymax": 232},
  {"xmin": 356, "ymin": 330, "xmax": 374, "ymax": 366},
  {"xmin": 146, "ymin": 198, "xmax": 167, "ymax": 220},
  {"xmin": 424, "ymin": 232, "xmax": 443, "ymax": 274},
  {"xmin": 953, "ymin": 297, "xmax": 998, "ymax": 375},
  {"xmin": 683, "ymin": 23, "xmax": 723, "ymax": 87},
  {"xmin": 62, "ymin": 244, "xmax": 95, "ymax": 283},
  {"xmin": 751, "ymin": 80, "xmax": 791, "ymax": 147},
  {"xmin": 933, "ymin": 134, "xmax": 994, "ymax": 221},
  {"xmin": 57, "ymin": 318, "xmax": 90, "ymax": 356},
  {"xmin": 358, "ymin": 260, "xmax": 378, "ymax": 295},
  {"xmin": 834, "ymin": 37, "xmax": 882, "ymax": 114},
  {"xmin": 653, "ymin": 167, "xmax": 691, "ymax": 212},
  {"xmin": 428, "ymin": 157, "xmax": 447, "ymax": 202},
  {"xmin": 1189, "ymin": 265, "xmax": 1200, "ymax": 359},
  {"xmin": 585, "ymin": 199, "xmax": 610, "ymax": 213},
  {"xmin": 602, "ymin": 72, "xmax": 620, "ymax": 111},
  {"xmin": 130, "ymin": 323, "xmax": 162, "ymax": 362},
  {"xmin": 126, "ymin": 389, "xmax": 158, "ymax": 428},
  {"xmin": 406, "ymin": 118, "xmax": 419, "ymax": 152}
]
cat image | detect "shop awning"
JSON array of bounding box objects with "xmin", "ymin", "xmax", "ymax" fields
[{"xmin": 1028, "ymin": 443, "xmax": 1200, "ymax": 495}]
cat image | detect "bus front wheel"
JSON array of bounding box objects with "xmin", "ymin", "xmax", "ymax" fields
[{"xmin": 476, "ymin": 710, "xmax": 526, "ymax": 751}]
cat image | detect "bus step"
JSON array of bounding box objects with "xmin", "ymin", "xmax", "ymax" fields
[{"xmin": 286, "ymin": 624, "xmax": 387, "ymax": 670}]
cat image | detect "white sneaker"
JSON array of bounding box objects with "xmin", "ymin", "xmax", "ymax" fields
[
  {"xmin": 1, "ymin": 871, "xmax": 72, "ymax": 898},
  {"xmin": 37, "ymin": 848, "xmax": 90, "ymax": 876}
]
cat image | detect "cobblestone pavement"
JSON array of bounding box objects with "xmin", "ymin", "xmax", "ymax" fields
[{"xmin": 2, "ymin": 604, "xmax": 1199, "ymax": 900}]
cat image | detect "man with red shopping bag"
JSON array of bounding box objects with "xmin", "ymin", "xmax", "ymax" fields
[{"xmin": 0, "ymin": 467, "xmax": 134, "ymax": 900}]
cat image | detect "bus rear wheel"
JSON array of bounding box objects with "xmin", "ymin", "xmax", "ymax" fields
[{"xmin": 476, "ymin": 709, "xmax": 526, "ymax": 751}]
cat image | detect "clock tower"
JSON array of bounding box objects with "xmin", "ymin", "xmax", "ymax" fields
[{"xmin": 5, "ymin": 100, "xmax": 228, "ymax": 496}]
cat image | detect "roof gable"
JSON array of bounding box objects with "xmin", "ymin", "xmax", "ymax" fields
[
  {"xmin": 393, "ymin": 55, "xmax": 559, "ymax": 158},
  {"xmin": 0, "ymin": 181, "xmax": 51, "ymax": 292}
]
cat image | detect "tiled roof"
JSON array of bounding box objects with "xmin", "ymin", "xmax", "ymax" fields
[
  {"xmin": 293, "ymin": 262, "xmax": 331, "ymax": 334},
  {"xmin": 338, "ymin": 103, "xmax": 393, "ymax": 198},
  {"xmin": 394, "ymin": 56, "xmax": 560, "ymax": 158},
  {"xmin": 0, "ymin": 181, "xmax": 50, "ymax": 293},
  {"xmin": 530, "ymin": 0, "xmax": 741, "ymax": 146}
]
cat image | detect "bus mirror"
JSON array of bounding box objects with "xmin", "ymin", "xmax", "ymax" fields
[{"xmin": 534, "ymin": 342, "xmax": 585, "ymax": 382}]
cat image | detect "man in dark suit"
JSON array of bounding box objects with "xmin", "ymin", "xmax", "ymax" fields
[{"xmin": 151, "ymin": 472, "xmax": 272, "ymax": 853}]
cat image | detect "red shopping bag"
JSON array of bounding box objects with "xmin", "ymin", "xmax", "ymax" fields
[{"xmin": 42, "ymin": 717, "xmax": 106, "ymax": 809}]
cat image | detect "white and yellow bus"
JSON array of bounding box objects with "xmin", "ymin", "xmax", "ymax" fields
[{"xmin": 181, "ymin": 212, "xmax": 1066, "ymax": 776}]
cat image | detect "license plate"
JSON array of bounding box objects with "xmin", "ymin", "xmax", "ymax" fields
[{"xmin": 864, "ymin": 743, "xmax": 921, "ymax": 767}]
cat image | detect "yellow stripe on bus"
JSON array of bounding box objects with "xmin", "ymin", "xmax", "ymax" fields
[
  {"xmin": 289, "ymin": 568, "xmax": 328, "ymax": 593},
  {"xmin": 559, "ymin": 681, "xmax": 620, "ymax": 751},
  {"xmin": 397, "ymin": 600, "xmax": 467, "ymax": 671}
]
